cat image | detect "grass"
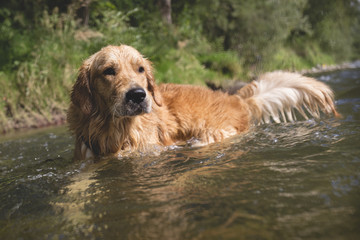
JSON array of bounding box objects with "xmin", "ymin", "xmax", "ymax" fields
[
  {"xmin": 154, "ymin": 49, "xmax": 227, "ymax": 85},
  {"xmin": 262, "ymin": 44, "xmax": 335, "ymax": 72}
]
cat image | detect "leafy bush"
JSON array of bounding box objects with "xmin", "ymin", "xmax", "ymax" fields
[
  {"xmin": 198, "ymin": 52, "xmax": 244, "ymax": 79},
  {"xmin": 305, "ymin": 0, "xmax": 356, "ymax": 61},
  {"xmin": 155, "ymin": 49, "xmax": 220, "ymax": 85},
  {"xmin": 193, "ymin": 0, "xmax": 311, "ymax": 69}
]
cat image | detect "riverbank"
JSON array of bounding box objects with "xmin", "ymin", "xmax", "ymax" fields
[
  {"xmin": 2, "ymin": 61, "xmax": 359, "ymax": 135},
  {"xmin": 298, "ymin": 60, "xmax": 360, "ymax": 75},
  {"xmin": 1, "ymin": 108, "xmax": 67, "ymax": 135}
]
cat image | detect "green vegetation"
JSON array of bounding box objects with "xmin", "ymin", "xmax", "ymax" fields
[{"xmin": 1, "ymin": 0, "xmax": 359, "ymax": 133}]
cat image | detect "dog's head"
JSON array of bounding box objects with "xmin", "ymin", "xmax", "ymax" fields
[{"xmin": 71, "ymin": 45, "xmax": 162, "ymax": 117}]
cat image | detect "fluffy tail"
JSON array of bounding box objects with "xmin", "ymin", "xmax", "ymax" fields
[{"xmin": 238, "ymin": 71, "xmax": 341, "ymax": 124}]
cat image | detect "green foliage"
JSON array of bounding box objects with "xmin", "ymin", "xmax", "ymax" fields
[
  {"xmin": 305, "ymin": 0, "xmax": 356, "ymax": 61},
  {"xmin": 198, "ymin": 52, "xmax": 244, "ymax": 79},
  {"xmin": 155, "ymin": 49, "xmax": 211, "ymax": 84},
  {"xmin": 262, "ymin": 44, "xmax": 334, "ymax": 73},
  {"xmin": 0, "ymin": 6, "xmax": 85, "ymax": 131},
  {"xmin": 0, "ymin": 0, "xmax": 359, "ymax": 132},
  {"xmin": 194, "ymin": 0, "xmax": 311, "ymax": 67}
]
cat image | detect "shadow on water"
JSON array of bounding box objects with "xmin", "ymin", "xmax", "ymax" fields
[{"xmin": 1, "ymin": 69, "xmax": 360, "ymax": 239}]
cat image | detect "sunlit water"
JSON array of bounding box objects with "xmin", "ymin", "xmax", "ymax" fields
[{"xmin": 1, "ymin": 70, "xmax": 360, "ymax": 239}]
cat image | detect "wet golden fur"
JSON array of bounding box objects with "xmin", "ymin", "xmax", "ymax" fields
[{"xmin": 67, "ymin": 45, "xmax": 339, "ymax": 160}]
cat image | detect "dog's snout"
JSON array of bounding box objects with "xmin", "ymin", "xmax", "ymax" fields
[{"xmin": 126, "ymin": 88, "xmax": 146, "ymax": 104}]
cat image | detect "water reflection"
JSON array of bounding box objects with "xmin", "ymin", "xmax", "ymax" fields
[{"xmin": 51, "ymin": 140, "xmax": 245, "ymax": 239}]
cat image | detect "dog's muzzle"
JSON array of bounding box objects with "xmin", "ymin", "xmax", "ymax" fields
[{"xmin": 120, "ymin": 87, "xmax": 151, "ymax": 116}]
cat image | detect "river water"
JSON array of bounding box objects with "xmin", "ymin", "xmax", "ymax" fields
[{"xmin": 1, "ymin": 69, "xmax": 360, "ymax": 239}]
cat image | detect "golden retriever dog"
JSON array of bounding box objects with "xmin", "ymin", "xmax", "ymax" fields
[{"xmin": 67, "ymin": 45, "xmax": 340, "ymax": 160}]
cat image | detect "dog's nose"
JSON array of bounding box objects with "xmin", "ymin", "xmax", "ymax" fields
[{"xmin": 126, "ymin": 88, "xmax": 146, "ymax": 104}]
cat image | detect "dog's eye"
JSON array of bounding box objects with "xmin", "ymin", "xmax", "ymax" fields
[
  {"xmin": 103, "ymin": 67, "xmax": 116, "ymax": 76},
  {"xmin": 138, "ymin": 66, "xmax": 145, "ymax": 73}
]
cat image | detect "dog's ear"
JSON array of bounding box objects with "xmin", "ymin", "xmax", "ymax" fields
[
  {"xmin": 145, "ymin": 60, "xmax": 163, "ymax": 107},
  {"xmin": 71, "ymin": 59, "xmax": 94, "ymax": 115}
]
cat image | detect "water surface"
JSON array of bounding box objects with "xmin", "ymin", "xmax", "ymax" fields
[{"xmin": 1, "ymin": 69, "xmax": 360, "ymax": 239}]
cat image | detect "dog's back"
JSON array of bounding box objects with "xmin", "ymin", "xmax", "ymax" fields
[
  {"xmin": 157, "ymin": 72, "xmax": 339, "ymax": 145},
  {"xmin": 159, "ymin": 83, "xmax": 250, "ymax": 144}
]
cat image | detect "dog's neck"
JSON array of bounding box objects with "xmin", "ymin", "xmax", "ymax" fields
[
  {"xmin": 82, "ymin": 109, "xmax": 169, "ymax": 156},
  {"xmin": 71, "ymin": 101, "xmax": 177, "ymax": 157},
  {"xmin": 83, "ymin": 114, "xmax": 135, "ymax": 155}
]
